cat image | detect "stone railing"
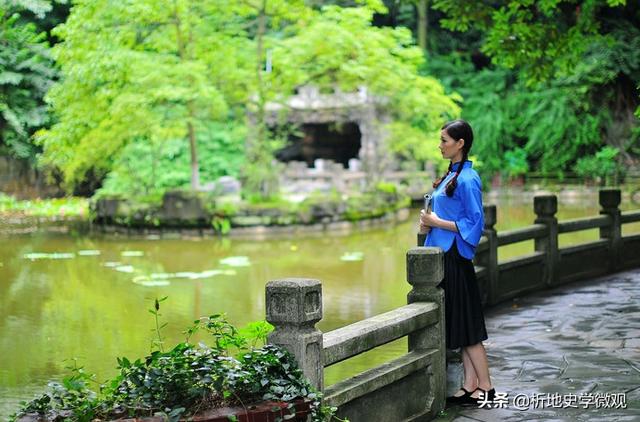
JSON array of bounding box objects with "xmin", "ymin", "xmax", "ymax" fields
[
  {"xmin": 262, "ymin": 189, "xmax": 639, "ymax": 421},
  {"xmin": 281, "ymin": 160, "xmax": 429, "ymax": 199},
  {"xmin": 417, "ymin": 189, "xmax": 640, "ymax": 307},
  {"xmin": 265, "ymin": 247, "xmax": 446, "ymax": 421},
  {"xmin": 415, "ymin": 188, "xmax": 640, "ymax": 397}
]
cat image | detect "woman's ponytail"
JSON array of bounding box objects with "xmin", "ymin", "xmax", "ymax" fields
[
  {"xmin": 433, "ymin": 162, "xmax": 453, "ymax": 190},
  {"xmin": 444, "ymin": 150, "xmax": 468, "ymax": 197}
]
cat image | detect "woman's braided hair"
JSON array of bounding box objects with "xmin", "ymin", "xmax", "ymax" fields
[{"xmin": 432, "ymin": 119, "xmax": 474, "ymax": 197}]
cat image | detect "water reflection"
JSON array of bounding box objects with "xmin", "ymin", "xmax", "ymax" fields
[{"xmin": 0, "ymin": 197, "xmax": 638, "ymax": 418}]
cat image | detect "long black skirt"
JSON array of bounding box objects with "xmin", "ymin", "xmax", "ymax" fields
[{"xmin": 437, "ymin": 240, "xmax": 488, "ymax": 350}]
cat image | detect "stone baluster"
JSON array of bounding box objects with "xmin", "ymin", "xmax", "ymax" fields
[
  {"xmin": 534, "ymin": 195, "xmax": 559, "ymax": 287},
  {"xmin": 266, "ymin": 278, "xmax": 324, "ymax": 391},
  {"xmin": 599, "ymin": 189, "xmax": 622, "ymax": 272},
  {"xmin": 406, "ymin": 247, "xmax": 445, "ymax": 413},
  {"xmin": 478, "ymin": 205, "xmax": 498, "ymax": 305}
]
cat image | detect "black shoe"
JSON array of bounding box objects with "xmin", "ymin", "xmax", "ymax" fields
[
  {"xmin": 464, "ymin": 387, "xmax": 496, "ymax": 407},
  {"xmin": 446, "ymin": 387, "xmax": 472, "ymax": 405}
]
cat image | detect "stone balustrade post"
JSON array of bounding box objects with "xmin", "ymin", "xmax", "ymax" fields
[
  {"xmin": 417, "ymin": 231, "xmax": 427, "ymax": 248},
  {"xmin": 477, "ymin": 205, "xmax": 498, "ymax": 305},
  {"xmin": 599, "ymin": 189, "xmax": 622, "ymax": 272},
  {"xmin": 266, "ymin": 278, "xmax": 324, "ymax": 391},
  {"xmin": 406, "ymin": 247, "xmax": 445, "ymax": 413},
  {"xmin": 534, "ymin": 195, "xmax": 559, "ymax": 287}
]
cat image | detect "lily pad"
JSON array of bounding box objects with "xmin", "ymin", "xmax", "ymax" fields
[
  {"xmin": 132, "ymin": 276, "xmax": 170, "ymax": 287},
  {"xmin": 24, "ymin": 252, "xmax": 75, "ymax": 260},
  {"xmin": 184, "ymin": 269, "xmax": 237, "ymax": 279},
  {"xmin": 78, "ymin": 250, "xmax": 101, "ymax": 256},
  {"xmin": 115, "ymin": 265, "xmax": 135, "ymax": 273},
  {"xmin": 103, "ymin": 262, "xmax": 122, "ymax": 268},
  {"xmin": 340, "ymin": 252, "xmax": 364, "ymax": 262},
  {"xmin": 148, "ymin": 269, "xmax": 238, "ymax": 281},
  {"xmin": 121, "ymin": 250, "xmax": 144, "ymax": 257},
  {"xmin": 219, "ymin": 256, "xmax": 251, "ymax": 267}
]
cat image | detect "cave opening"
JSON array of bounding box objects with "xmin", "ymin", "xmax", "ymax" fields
[{"xmin": 275, "ymin": 122, "xmax": 362, "ymax": 168}]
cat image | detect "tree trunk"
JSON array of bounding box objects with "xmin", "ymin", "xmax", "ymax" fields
[
  {"xmin": 255, "ymin": 0, "xmax": 267, "ymax": 153},
  {"xmin": 188, "ymin": 115, "xmax": 200, "ymax": 190},
  {"xmin": 417, "ymin": 0, "xmax": 428, "ymax": 50},
  {"xmin": 173, "ymin": 0, "xmax": 200, "ymax": 190}
]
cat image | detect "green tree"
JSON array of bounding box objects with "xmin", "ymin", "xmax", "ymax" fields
[
  {"xmin": 228, "ymin": 0, "xmax": 312, "ymax": 199},
  {"xmin": 38, "ymin": 0, "xmax": 460, "ymax": 196},
  {"xmin": 37, "ymin": 0, "xmax": 250, "ymax": 191},
  {"xmin": 427, "ymin": 0, "xmax": 639, "ymax": 176},
  {"xmin": 0, "ymin": 0, "xmax": 57, "ymax": 161},
  {"xmin": 270, "ymin": 2, "xmax": 460, "ymax": 171},
  {"xmin": 431, "ymin": 0, "xmax": 629, "ymax": 83}
]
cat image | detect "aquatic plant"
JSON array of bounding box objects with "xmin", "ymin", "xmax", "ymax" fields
[{"xmin": 11, "ymin": 300, "xmax": 341, "ymax": 422}]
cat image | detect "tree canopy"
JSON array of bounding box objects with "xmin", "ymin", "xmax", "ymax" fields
[
  {"xmin": 0, "ymin": 0, "xmax": 57, "ymax": 161},
  {"xmin": 35, "ymin": 0, "xmax": 459, "ymax": 195},
  {"xmin": 1, "ymin": 0, "xmax": 638, "ymax": 194}
]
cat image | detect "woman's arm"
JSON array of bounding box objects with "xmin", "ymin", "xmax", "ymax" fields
[{"xmin": 420, "ymin": 210, "xmax": 458, "ymax": 232}]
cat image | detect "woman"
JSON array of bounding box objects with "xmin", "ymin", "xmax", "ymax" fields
[{"xmin": 419, "ymin": 119, "xmax": 495, "ymax": 406}]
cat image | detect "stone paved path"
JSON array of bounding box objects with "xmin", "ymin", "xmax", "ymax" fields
[{"xmin": 437, "ymin": 268, "xmax": 640, "ymax": 421}]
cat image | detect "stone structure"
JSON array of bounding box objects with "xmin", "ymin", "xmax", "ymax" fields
[
  {"xmin": 265, "ymin": 189, "xmax": 640, "ymax": 421},
  {"xmin": 92, "ymin": 186, "xmax": 411, "ymax": 238},
  {"xmin": 266, "ymin": 278, "xmax": 324, "ymax": 390},
  {"xmin": 266, "ymin": 248, "xmax": 447, "ymax": 421},
  {"xmin": 0, "ymin": 156, "xmax": 61, "ymax": 198},
  {"xmin": 257, "ymin": 85, "xmax": 392, "ymax": 180}
]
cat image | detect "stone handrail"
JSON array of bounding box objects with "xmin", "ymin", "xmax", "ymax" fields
[
  {"xmin": 424, "ymin": 188, "xmax": 640, "ymax": 400},
  {"xmin": 323, "ymin": 302, "xmax": 439, "ymax": 366},
  {"xmin": 557, "ymin": 215, "xmax": 611, "ymax": 233},
  {"xmin": 471, "ymin": 188, "xmax": 639, "ymax": 306},
  {"xmin": 496, "ymin": 224, "xmax": 547, "ymax": 246},
  {"xmin": 265, "ymin": 247, "xmax": 446, "ymax": 421},
  {"xmin": 621, "ymin": 210, "xmax": 640, "ymax": 224},
  {"xmin": 262, "ymin": 189, "xmax": 639, "ymax": 421}
]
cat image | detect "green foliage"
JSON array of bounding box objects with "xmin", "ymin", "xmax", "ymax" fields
[
  {"xmin": 274, "ymin": 3, "xmax": 460, "ymax": 168},
  {"xmin": 13, "ymin": 359, "xmax": 98, "ymax": 422},
  {"xmin": 0, "ymin": 2, "xmax": 56, "ymax": 161},
  {"xmin": 431, "ymin": 0, "xmax": 630, "ymax": 84},
  {"xmin": 575, "ymin": 146, "xmax": 624, "ymax": 185},
  {"xmin": 12, "ymin": 300, "xmax": 335, "ymax": 422},
  {"xmin": 503, "ymin": 148, "xmax": 529, "ymax": 178},
  {"xmin": 343, "ymin": 183, "xmax": 410, "ymax": 221},
  {"xmin": 96, "ymin": 121, "xmax": 246, "ymax": 198},
  {"xmin": 211, "ymin": 216, "xmax": 232, "ymax": 235},
  {"xmin": 33, "ymin": 0, "xmax": 458, "ymax": 197},
  {"xmin": 0, "ymin": 192, "xmax": 88, "ymax": 217},
  {"xmin": 424, "ymin": 51, "xmax": 636, "ymax": 178},
  {"xmin": 37, "ymin": 0, "xmax": 250, "ymax": 190}
]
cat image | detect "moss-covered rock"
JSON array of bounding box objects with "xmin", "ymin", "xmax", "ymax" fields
[{"xmin": 92, "ymin": 184, "xmax": 410, "ymax": 233}]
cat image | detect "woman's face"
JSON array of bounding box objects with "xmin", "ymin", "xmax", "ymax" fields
[{"xmin": 439, "ymin": 129, "xmax": 465, "ymax": 161}]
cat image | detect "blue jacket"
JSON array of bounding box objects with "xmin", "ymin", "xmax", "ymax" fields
[{"xmin": 424, "ymin": 161, "xmax": 484, "ymax": 259}]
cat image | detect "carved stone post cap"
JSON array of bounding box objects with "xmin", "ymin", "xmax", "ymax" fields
[
  {"xmin": 266, "ymin": 278, "xmax": 322, "ymax": 325},
  {"xmin": 599, "ymin": 189, "xmax": 621, "ymax": 209},
  {"xmin": 407, "ymin": 247, "xmax": 444, "ymax": 286},
  {"xmin": 483, "ymin": 205, "xmax": 497, "ymax": 229},
  {"xmin": 534, "ymin": 195, "xmax": 558, "ymax": 217}
]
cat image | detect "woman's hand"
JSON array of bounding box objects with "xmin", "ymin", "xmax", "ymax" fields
[
  {"xmin": 420, "ymin": 209, "xmax": 440, "ymax": 228},
  {"xmin": 420, "ymin": 209, "xmax": 459, "ymax": 233}
]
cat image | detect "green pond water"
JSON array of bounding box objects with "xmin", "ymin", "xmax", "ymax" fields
[{"xmin": 1, "ymin": 196, "xmax": 639, "ymax": 419}]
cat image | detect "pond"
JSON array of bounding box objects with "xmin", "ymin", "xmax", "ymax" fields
[{"xmin": 1, "ymin": 194, "xmax": 639, "ymax": 419}]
